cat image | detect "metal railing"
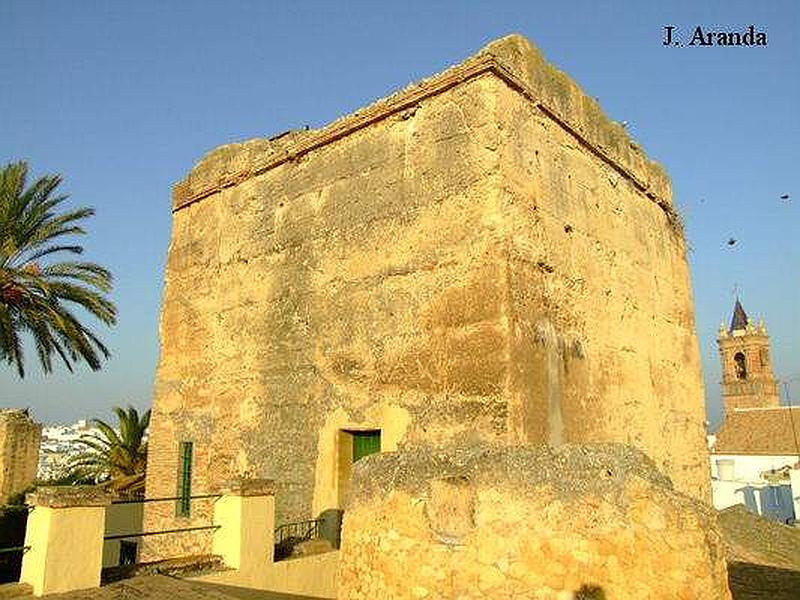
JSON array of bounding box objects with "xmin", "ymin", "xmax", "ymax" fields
[
  {"xmin": 103, "ymin": 493, "xmax": 222, "ymax": 542},
  {"xmin": 101, "ymin": 492, "xmax": 223, "ymax": 583},
  {"xmin": 273, "ymin": 518, "xmax": 322, "ymax": 561},
  {"xmin": 109, "ymin": 493, "xmax": 221, "ymax": 505},
  {"xmin": 104, "ymin": 524, "xmax": 219, "ymax": 541}
]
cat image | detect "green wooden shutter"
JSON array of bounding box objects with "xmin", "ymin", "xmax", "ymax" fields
[
  {"xmin": 352, "ymin": 431, "xmax": 381, "ymax": 463},
  {"xmin": 177, "ymin": 441, "xmax": 193, "ymax": 517}
]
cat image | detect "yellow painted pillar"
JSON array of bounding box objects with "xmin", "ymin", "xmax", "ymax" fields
[
  {"xmin": 212, "ymin": 479, "xmax": 275, "ymax": 573},
  {"xmin": 20, "ymin": 486, "xmax": 112, "ymax": 596}
]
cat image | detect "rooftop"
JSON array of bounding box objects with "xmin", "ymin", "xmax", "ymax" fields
[{"xmin": 714, "ymin": 406, "xmax": 800, "ymax": 456}]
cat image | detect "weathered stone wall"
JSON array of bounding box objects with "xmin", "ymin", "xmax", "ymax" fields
[
  {"xmin": 144, "ymin": 34, "xmax": 710, "ymax": 558},
  {"xmin": 144, "ymin": 72, "xmax": 506, "ymax": 557},
  {"xmin": 338, "ymin": 444, "xmax": 731, "ymax": 599},
  {"xmin": 490, "ymin": 36, "xmax": 709, "ymax": 500},
  {"xmin": 0, "ymin": 409, "xmax": 42, "ymax": 504}
]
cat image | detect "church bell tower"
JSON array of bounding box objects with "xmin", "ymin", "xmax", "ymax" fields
[{"xmin": 717, "ymin": 298, "xmax": 781, "ymax": 413}]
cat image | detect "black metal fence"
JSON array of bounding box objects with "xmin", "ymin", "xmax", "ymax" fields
[
  {"xmin": 273, "ymin": 518, "xmax": 321, "ymax": 561},
  {"xmin": 101, "ymin": 493, "xmax": 221, "ymax": 582},
  {"xmin": 2, "ymin": 492, "xmax": 334, "ymax": 583},
  {"xmin": 273, "ymin": 508, "xmax": 344, "ymax": 561},
  {"xmin": 108, "ymin": 492, "xmax": 220, "ymax": 506},
  {"xmin": 0, "ymin": 493, "xmax": 228, "ymax": 585}
]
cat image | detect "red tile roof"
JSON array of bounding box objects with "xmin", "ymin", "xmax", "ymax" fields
[{"xmin": 714, "ymin": 407, "xmax": 800, "ymax": 455}]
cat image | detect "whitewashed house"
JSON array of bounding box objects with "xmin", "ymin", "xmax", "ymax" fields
[
  {"xmin": 709, "ymin": 299, "xmax": 799, "ymax": 523},
  {"xmin": 709, "ymin": 406, "xmax": 800, "ymax": 523}
]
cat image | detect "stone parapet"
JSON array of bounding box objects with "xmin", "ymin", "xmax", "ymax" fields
[
  {"xmin": 484, "ymin": 35, "xmax": 672, "ymax": 202},
  {"xmin": 21, "ymin": 487, "xmax": 110, "ymax": 595},
  {"xmin": 346, "ymin": 442, "xmax": 674, "ymax": 503},
  {"xmin": 172, "ymin": 34, "xmax": 671, "ymax": 213},
  {"xmin": 219, "ymin": 478, "xmax": 276, "ymax": 497},
  {"xmin": 26, "ymin": 485, "xmax": 113, "ymax": 508}
]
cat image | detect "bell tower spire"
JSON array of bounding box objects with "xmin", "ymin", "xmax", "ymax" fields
[
  {"xmin": 717, "ymin": 298, "xmax": 781, "ymax": 413},
  {"xmin": 729, "ymin": 298, "xmax": 748, "ymax": 333}
]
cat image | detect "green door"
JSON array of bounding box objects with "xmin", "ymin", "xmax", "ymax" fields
[{"xmin": 352, "ymin": 430, "xmax": 381, "ymax": 463}]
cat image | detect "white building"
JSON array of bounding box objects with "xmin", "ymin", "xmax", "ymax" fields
[
  {"xmin": 709, "ymin": 299, "xmax": 799, "ymax": 523},
  {"xmin": 709, "ymin": 406, "xmax": 800, "ymax": 523},
  {"xmin": 37, "ymin": 419, "xmax": 99, "ymax": 480}
]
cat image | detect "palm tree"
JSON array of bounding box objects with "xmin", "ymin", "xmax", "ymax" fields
[
  {"xmin": 0, "ymin": 160, "xmax": 116, "ymax": 377},
  {"xmin": 71, "ymin": 405, "xmax": 151, "ymax": 482}
]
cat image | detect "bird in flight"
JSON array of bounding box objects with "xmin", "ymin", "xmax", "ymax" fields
[
  {"xmin": 780, "ymin": 193, "xmax": 790, "ymax": 201},
  {"xmin": 727, "ymin": 238, "xmax": 737, "ymax": 247}
]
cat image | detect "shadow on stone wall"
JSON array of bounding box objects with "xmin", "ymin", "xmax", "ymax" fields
[
  {"xmin": 575, "ymin": 584, "xmax": 606, "ymax": 599},
  {"xmin": 727, "ymin": 561, "xmax": 800, "ymax": 600}
]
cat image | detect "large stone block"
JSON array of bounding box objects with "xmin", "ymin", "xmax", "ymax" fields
[{"xmin": 338, "ymin": 444, "xmax": 731, "ymax": 599}]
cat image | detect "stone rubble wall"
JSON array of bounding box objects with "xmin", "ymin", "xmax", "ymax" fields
[
  {"xmin": 338, "ymin": 444, "xmax": 731, "ymax": 600},
  {"xmin": 0, "ymin": 409, "xmax": 42, "ymax": 504}
]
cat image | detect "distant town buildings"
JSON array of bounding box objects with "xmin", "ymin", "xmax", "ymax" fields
[
  {"xmin": 1, "ymin": 413, "xmax": 129, "ymax": 486},
  {"xmin": 37, "ymin": 419, "xmax": 98, "ymax": 481},
  {"xmin": 710, "ymin": 299, "xmax": 800, "ymax": 523},
  {"xmin": 0, "ymin": 408, "xmax": 42, "ymax": 503}
]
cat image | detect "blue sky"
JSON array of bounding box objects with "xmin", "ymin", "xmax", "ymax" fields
[{"xmin": 1, "ymin": 1, "xmax": 798, "ymax": 428}]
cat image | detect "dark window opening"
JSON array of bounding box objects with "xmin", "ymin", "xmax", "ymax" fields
[
  {"xmin": 177, "ymin": 441, "xmax": 193, "ymax": 517},
  {"xmin": 119, "ymin": 540, "xmax": 137, "ymax": 566},
  {"xmin": 734, "ymin": 352, "xmax": 747, "ymax": 380}
]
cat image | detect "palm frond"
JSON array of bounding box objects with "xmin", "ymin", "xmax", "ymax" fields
[
  {"xmin": 69, "ymin": 404, "xmax": 150, "ymax": 481},
  {"xmin": 0, "ymin": 160, "xmax": 116, "ymax": 377}
]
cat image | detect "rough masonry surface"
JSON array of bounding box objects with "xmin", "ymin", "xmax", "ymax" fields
[
  {"xmin": 144, "ymin": 33, "xmax": 710, "ymax": 558},
  {"xmin": 338, "ymin": 443, "xmax": 731, "ymax": 599},
  {"xmin": 0, "ymin": 409, "xmax": 41, "ymax": 505}
]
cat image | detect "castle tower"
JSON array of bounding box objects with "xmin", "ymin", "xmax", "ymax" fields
[
  {"xmin": 717, "ymin": 299, "xmax": 781, "ymax": 413},
  {"xmin": 144, "ymin": 34, "xmax": 713, "ymax": 559}
]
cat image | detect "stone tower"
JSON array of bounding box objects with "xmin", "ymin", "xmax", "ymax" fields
[
  {"xmin": 144, "ymin": 34, "xmax": 712, "ymax": 559},
  {"xmin": 717, "ymin": 299, "xmax": 781, "ymax": 413},
  {"xmin": 0, "ymin": 409, "xmax": 42, "ymax": 504}
]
